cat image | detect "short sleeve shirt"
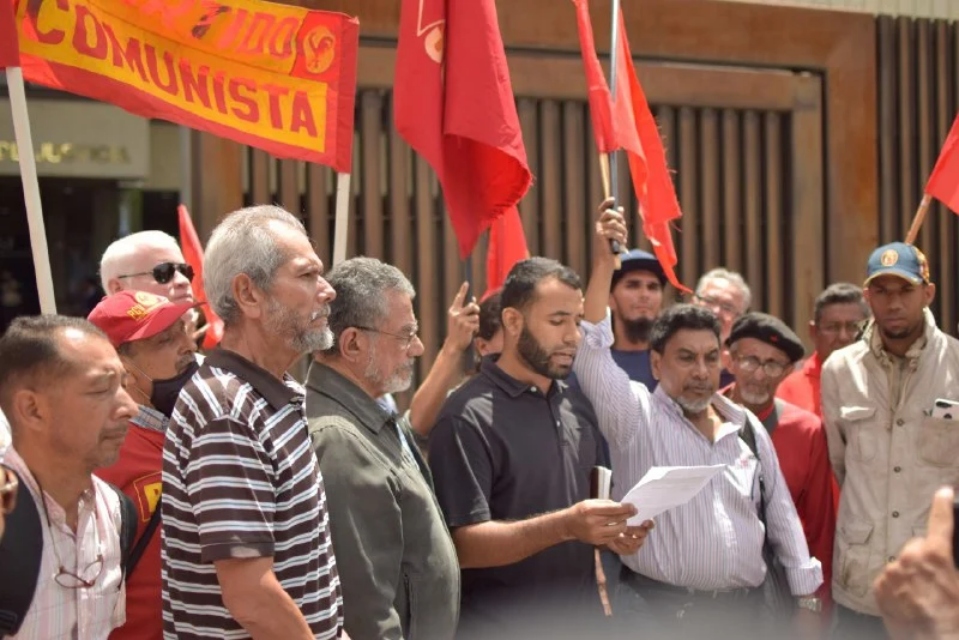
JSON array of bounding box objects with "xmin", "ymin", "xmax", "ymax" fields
[
  {"xmin": 161, "ymin": 349, "xmax": 343, "ymax": 640},
  {"xmin": 428, "ymin": 358, "xmax": 604, "ymax": 630}
]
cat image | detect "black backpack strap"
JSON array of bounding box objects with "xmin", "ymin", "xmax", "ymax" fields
[
  {"xmin": 759, "ymin": 398, "xmax": 785, "ymax": 437},
  {"xmin": 0, "ymin": 468, "xmax": 43, "ymax": 637},
  {"xmin": 108, "ymin": 484, "xmax": 137, "ymax": 574},
  {"xmin": 125, "ymin": 498, "xmax": 161, "ymax": 581}
]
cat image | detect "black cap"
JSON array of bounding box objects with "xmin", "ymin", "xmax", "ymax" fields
[
  {"xmin": 725, "ymin": 312, "xmax": 805, "ymax": 363},
  {"xmin": 611, "ymin": 249, "xmax": 667, "ymax": 289}
]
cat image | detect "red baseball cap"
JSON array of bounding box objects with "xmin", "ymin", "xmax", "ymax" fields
[{"xmin": 88, "ymin": 290, "xmax": 197, "ymax": 348}]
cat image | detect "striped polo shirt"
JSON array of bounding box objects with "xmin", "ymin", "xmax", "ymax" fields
[{"xmin": 161, "ymin": 349, "xmax": 343, "ymax": 639}]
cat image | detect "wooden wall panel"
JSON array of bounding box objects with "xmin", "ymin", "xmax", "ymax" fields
[{"xmin": 877, "ymin": 15, "xmax": 958, "ymax": 333}]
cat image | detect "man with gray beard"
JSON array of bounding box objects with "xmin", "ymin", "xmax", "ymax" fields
[
  {"xmin": 573, "ymin": 202, "xmax": 821, "ymax": 640},
  {"xmin": 306, "ymin": 257, "xmax": 460, "ymax": 640},
  {"xmin": 161, "ymin": 205, "xmax": 345, "ymax": 640}
]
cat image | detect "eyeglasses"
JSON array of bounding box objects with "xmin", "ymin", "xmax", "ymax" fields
[
  {"xmin": 817, "ymin": 321, "xmax": 863, "ymax": 337},
  {"xmin": 355, "ymin": 326, "xmax": 420, "ymax": 350},
  {"xmin": 34, "ymin": 477, "xmax": 104, "ymax": 589},
  {"xmin": 117, "ymin": 262, "xmax": 194, "ymax": 285},
  {"xmin": 734, "ymin": 354, "xmax": 789, "ymax": 378},
  {"xmin": 695, "ymin": 294, "xmax": 741, "ymax": 317},
  {"xmin": 0, "ymin": 467, "xmax": 17, "ymax": 515}
]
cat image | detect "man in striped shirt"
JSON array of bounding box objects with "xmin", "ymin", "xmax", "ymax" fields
[
  {"xmin": 161, "ymin": 205, "xmax": 345, "ymax": 640},
  {"xmin": 573, "ymin": 203, "xmax": 823, "ymax": 639}
]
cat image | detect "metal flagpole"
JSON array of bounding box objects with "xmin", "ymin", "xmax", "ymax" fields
[
  {"xmin": 333, "ymin": 172, "xmax": 351, "ymax": 265},
  {"xmin": 606, "ymin": 0, "xmax": 623, "ymax": 256}
]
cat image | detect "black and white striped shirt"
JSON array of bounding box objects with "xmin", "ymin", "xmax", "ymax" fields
[{"xmin": 161, "ymin": 349, "xmax": 343, "ymax": 639}]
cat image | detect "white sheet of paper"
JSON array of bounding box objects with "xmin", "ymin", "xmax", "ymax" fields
[{"xmin": 622, "ymin": 465, "xmax": 726, "ymax": 526}]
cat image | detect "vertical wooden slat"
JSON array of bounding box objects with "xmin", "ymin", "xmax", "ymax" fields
[
  {"xmin": 414, "ymin": 160, "xmax": 438, "ymax": 376},
  {"xmin": 743, "ymin": 111, "xmax": 765, "ymax": 311},
  {"xmin": 361, "ymin": 91, "xmax": 384, "ymax": 258},
  {"xmin": 540, "ymin": 100, "xmax": 563, "ymax": 260},
  {"xmin": 700, "ymin": 109, "xmax": 721, "ymax": 271},
  {"xmin": 878, "ymin": 16, "xmax": 899, "ymax": 245},
  {"xmin": 897, "ymin": 18, "xmax": 918, "ymax": 237},
  {"xmin": 442, "ymin": 208, "xmax": 461, "ymax": 314},
  {"xmin": 721, "ymin": 110, "xmax": 742, "ymax": 271},
  {"xmin": 586, "ymin": 119, "xmax": 604, "ymax": 267},
  {"xmin": 518, "ymin": 99, "xmax": 540, "ymax": 255},
  {"xmin": 388, "ymin": 115, "xmax": 413, "ymax": 277},
  {"xmin": 346, "ymin": 130, "xmax": 360, "ymax": 259},
  {"xmin": 764, "ymin": 113, "xmax": 785, "ymax": 319},
  {"xmin": 278, "ymin": 160, "xmax": 299, "ymax": 214},
  {"xmin": 678, "ymin": 107, "xmax": 700, "ymax": 290},
  {"xmin": 791, "ymin": 75, "xmax": 825, "ymax": 343},
  {"xmin": 936, "ymin": 23, "xmax": 955, "ymax": 332},
  {"xmin": 250, "ymin": 149, "xmax": 270, "ymax": 204},
  {"xmin": 916, "ymin": 20, "xmax": 936, "ymax": 254},
  {"xmin": 563, "ymin": 102, "xmax": 587, "ymax": 276},
  {"xmin": 306, "ymin": 164, "xmax": 331, "ymax": 262}
]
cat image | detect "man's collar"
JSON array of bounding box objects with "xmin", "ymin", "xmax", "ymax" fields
[
  {"xmin": 864, "ymin": 308, "xmax": 936, "ymax": 364},
  {"xmin": 805, "ymin": 351, "xmax": 823, "ymax": 376},
  {"xmin": 479, "ymin": 356, "xmax": 567, "ymax": 398},
  {"xmin": 306, "ymin": 362, "xmax": 393, "ymax": 434},
  {"xmin": 131, "ymin": 405, "xmax": 168, "ymax": 433},
  {"xmin": 206, "ymin": 349, "xmax": 298, "ymax": 410}
]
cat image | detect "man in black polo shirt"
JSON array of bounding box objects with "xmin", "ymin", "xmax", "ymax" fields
[{"xmin": 429, "ymin": 257, "xmax": 651, "ymax": 639}]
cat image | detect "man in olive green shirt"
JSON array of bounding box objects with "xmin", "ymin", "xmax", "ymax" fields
[{"xmin": 306, "ymin": 257, "xmax": 459, "ymax": 640}]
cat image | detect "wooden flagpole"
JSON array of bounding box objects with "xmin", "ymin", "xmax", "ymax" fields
[
  {"xmin": 904, "ymin": 194, "xmax": 932, "ymax": 245},
  {"xmin": 6, "ymin": 65, "xmax": 56, "ymax": 314},
  {"xmin": 333, "ymin": 172, "xmax": 351, "ymax": 265}
]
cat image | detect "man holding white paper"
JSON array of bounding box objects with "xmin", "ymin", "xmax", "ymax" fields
[{"xmin": 573, "ymin": 200, "xmax": 822, "ymax": 639}]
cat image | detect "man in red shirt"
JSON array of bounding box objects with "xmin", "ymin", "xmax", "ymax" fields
[
  {"xmin": 723, "ymin": 312, "xmax": 838, "ymax": 621},
  {"xmin": 89, "ymin": 290, "xmax": 198, "ymax": 640},
  {"xmin": 777, "ymin": 283, "xmax": 869, "ymax": 417}
]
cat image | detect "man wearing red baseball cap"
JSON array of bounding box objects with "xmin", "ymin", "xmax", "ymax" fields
[{"xmin": 89, "ymin": 290, "xmax": 198, "ymax": 640}]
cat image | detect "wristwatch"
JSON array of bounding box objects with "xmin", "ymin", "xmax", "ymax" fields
[{"xmin": 797, "ymin": 596, "xmax": 822, "ymax": 613}]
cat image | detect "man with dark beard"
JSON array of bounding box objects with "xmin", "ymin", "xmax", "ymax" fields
[
  {"xmin": 161, "ymin": 205, "xmax": 345, "ymax": 640},
  {"xmin": 609, "ymin": 249, "xmax": 667, "ymax": 389},
  {"xmin": 305, "ymin": 257, "xmax": 459, "ymax": 640},
  {"xmin": 429, "ymin": 257, "xmax": 651, "ymax": 640},
  {"xmin": 821, "ymin": 242, "xmax": 959, "ymax": 640}
]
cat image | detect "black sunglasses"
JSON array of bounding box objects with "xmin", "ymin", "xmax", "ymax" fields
[{"xmin": 117, "ymin": 262, "xmax": 195, "ymax": 285}]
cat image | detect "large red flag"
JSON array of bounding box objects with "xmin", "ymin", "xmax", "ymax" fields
[
  {"xmin": 925, "ymin": 113, "xmax": 959, "ymax": 213},
  {"xmin": 0, "ymin": 0, "xmax": 18, "ymax": 68},
  {"xmin": 178, "ymin": 205, "xmax": 224, "ymax": 350},
  {"xmin": 573, "ymin": 0, "xmax": 688, "ymax": 292},
  {"xmin": 395, "ymin": 0, "xmax": 532, "ymax": 259},
  {"xmin": 486, "ymin": 206, "xmax": 529, "ymax": 295}
]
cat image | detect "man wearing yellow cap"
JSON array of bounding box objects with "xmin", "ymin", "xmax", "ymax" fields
[{"xmin": 822, "ymin": 242, "xmax": 959, "ymax": 639}]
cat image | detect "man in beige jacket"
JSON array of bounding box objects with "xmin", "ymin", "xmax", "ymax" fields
[{"xmin": 822, "ymin": 242, "xmax": 959, "ymax": 640}]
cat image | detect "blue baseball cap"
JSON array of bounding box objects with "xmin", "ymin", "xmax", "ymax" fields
[
  {"xmin": 865, "ymin": 242, "xmax": 930, "ymax": 285},
  {"xmin": 611, "ymin": 249, "xmax": 667, "ymax": 289}
]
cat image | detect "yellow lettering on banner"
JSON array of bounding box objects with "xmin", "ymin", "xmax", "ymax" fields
[{"xmin": 18, "ymin": 0, "xmax": 329, "ymax": 152}]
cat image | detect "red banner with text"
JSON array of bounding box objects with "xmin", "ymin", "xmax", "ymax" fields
[{"xmin": 12, "ymin": 0, "xmax": 359, "ymax": 172}]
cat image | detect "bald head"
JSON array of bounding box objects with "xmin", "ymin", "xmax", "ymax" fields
[{"xmin": 100, "ymin": 231, "xmax": 194, "ymax": 304}]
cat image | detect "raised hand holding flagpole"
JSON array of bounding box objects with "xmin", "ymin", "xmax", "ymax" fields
[{"xmin": 2, "ymin": 4, "xmax": 56, "ymax": 313}]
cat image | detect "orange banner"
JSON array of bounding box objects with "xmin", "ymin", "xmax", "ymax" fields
[{"xmin": 13, "ymin": 0, "xmax": 359, "ymax": 172}]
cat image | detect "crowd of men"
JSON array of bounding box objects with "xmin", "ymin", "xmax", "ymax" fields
[{"xmin": 0, "ymin": 199, "xmax": 957, "ymax": 640}]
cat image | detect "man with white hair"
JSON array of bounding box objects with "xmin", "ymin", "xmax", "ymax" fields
[
  {"xmin": 693, "ymin": 267, "xmax": 752, "ymax": 388},
  {"xmin": 99, "ymin": 231, "xmax": 195, "ymax": 305},
  {"xmin": 306, "ymin": 257, "xmax": 459, "ymax": 640},
  {"xmin": 161, "ymin": 205, "xmax": 345, "ymax": 640}
]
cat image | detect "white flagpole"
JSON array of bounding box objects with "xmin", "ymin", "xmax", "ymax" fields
[
  {"xmin": 6, "ymin": 66, "xmax": 56, "ymax": 314},
  {"xmin": 332, "ymin": 172, "xmax": 351, "ymax": 265}
]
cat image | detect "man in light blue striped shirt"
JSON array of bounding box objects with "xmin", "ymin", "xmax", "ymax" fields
[{"xmin": 572, "ymin": 200, "xmax": 823, "ymax": 639}]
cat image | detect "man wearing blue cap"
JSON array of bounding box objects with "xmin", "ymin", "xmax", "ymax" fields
[
  {"xmin": 608, "ymin": 249, "xmax": 667, "ymax": 389},
  {"xmin": 821, "ymin": 242, "xmax": 959, "ymax": 640}
]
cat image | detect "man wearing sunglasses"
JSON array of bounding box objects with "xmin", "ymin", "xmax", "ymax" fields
[
  {"xmin": 723, "ymin": 312, "xmax": 838, "ymax": 624},
  {"xmin": 88, "ymin": 290, "xmax": 199, "ymax": 640}
]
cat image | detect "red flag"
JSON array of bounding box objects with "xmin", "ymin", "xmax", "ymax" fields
[
  {"xmin": 573, "ymin": 1, "xmax": 688, "ymax": 292},
  {"xmin": 925, "ymin": 113, "xmax": 959, "ymax": 213},
  {"xmin": 395, "ymin": 0, "xmax": 532, "ymax": 259},
  {"xmin": 486, "ymin": 206, "xmax": 529, "ymax": 295},
  {"xmin": 0, "ymin": 0, "xmax": 18, "ymax": 68},
  {"xmin": 178, "ymin": 205, "xmax": 224, "ymax": 350}
]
